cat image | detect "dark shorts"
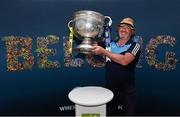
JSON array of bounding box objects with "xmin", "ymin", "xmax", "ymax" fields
[{"xmin": 106, "ymin": 86, "xmax": 136, "ymax": 116}]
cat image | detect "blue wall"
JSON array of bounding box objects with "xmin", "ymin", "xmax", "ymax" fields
[{"xmin": 0, "ymin": 0, "xmax": 180, "ymax": 115}]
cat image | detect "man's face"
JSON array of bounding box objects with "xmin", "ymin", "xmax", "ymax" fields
[{"xmin": 118, "ymin": 24, "xmax": 133, "ymax": 39}]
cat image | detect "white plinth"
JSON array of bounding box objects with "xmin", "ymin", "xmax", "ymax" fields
[{"xmin": 68, "ymin": 86, "xmax": 114, "ymax": 117}]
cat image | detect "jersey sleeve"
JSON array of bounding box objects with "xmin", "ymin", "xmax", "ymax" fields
[{"xmin": 127, "ymin": 42, "xmax": 141, "ymax": 57}]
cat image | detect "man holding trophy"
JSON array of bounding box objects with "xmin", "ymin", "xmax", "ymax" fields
[
  {"xmin": 93, "ymin": 17, "xmax": 141, "ymax": 115},
  {"xmin": 68, "ymin": 10, "xmax": 140, "ymax": 115}
]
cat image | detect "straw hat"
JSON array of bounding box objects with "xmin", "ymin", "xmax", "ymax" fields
[{"xmin": 117, "ymin": 17, "xmax": 135, "ymax": 30}]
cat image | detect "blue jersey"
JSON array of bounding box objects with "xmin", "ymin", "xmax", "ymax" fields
[{"xmin": 106, "ymin": 39, "xmax": 141, "ymax": 89}]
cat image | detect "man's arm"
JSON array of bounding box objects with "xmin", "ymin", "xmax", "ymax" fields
[
  {"xmin": 93, "ymin": 46, "xmax": 134, "ymax": 65},
  {"xmin": 93, "ymin": 43, "xmax": 140, "ymax": 66}
]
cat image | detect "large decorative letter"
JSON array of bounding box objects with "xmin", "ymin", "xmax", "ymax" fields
[
  {"xmin": 36, "ymin": 35, "xmax": 60, "ymax": 69},
  {"xmin": 3, "ymin": 36, "xmax": 34, "ymax": 71},
  {"xmin": 145, "ymin": 35, "xmax": 177, "ymax": 71},
  {"xmin": 63, "ymin": 36, "xmax": 84, "ymax": 67}
]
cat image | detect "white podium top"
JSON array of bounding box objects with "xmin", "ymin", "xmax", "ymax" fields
[{"xmin": 68, "ymin": 86, "xmax": 114, "ymax": 106}]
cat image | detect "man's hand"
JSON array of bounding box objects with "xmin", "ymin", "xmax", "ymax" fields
[{"xmin": 92, "ymin": 45, "xmax": 105, "ymax": 55}]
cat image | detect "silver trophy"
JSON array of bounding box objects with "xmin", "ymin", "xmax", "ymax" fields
[{"xmin": 68, "ymin": 10, "xmax": 112, "ymax": 54}]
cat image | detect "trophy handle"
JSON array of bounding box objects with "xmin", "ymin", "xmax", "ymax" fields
[
  {"xmin": 105, "ymin": 16, "xmax": 112, "ymax": 26},
  {"xmin": 68, "ymin": 20, "xmax": 73, "ymax": 29}
]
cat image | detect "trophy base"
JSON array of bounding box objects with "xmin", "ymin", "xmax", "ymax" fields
[
  {"xmin": 74, "ymin": 38, "xmax": 94, "ymax": 54},
  {"xmin": 74, "ymin": 44, "xmax": 94, "ymax": 54}
]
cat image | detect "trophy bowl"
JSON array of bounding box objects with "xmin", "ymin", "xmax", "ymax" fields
[{"xmin": 68, "ymin": 10, "xmax": 112, "ymax": 54}]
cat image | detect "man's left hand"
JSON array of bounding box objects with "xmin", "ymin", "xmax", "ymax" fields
[{"xmin": 92, "ymin": 45, "xmax": 105, "ymax": 55}]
